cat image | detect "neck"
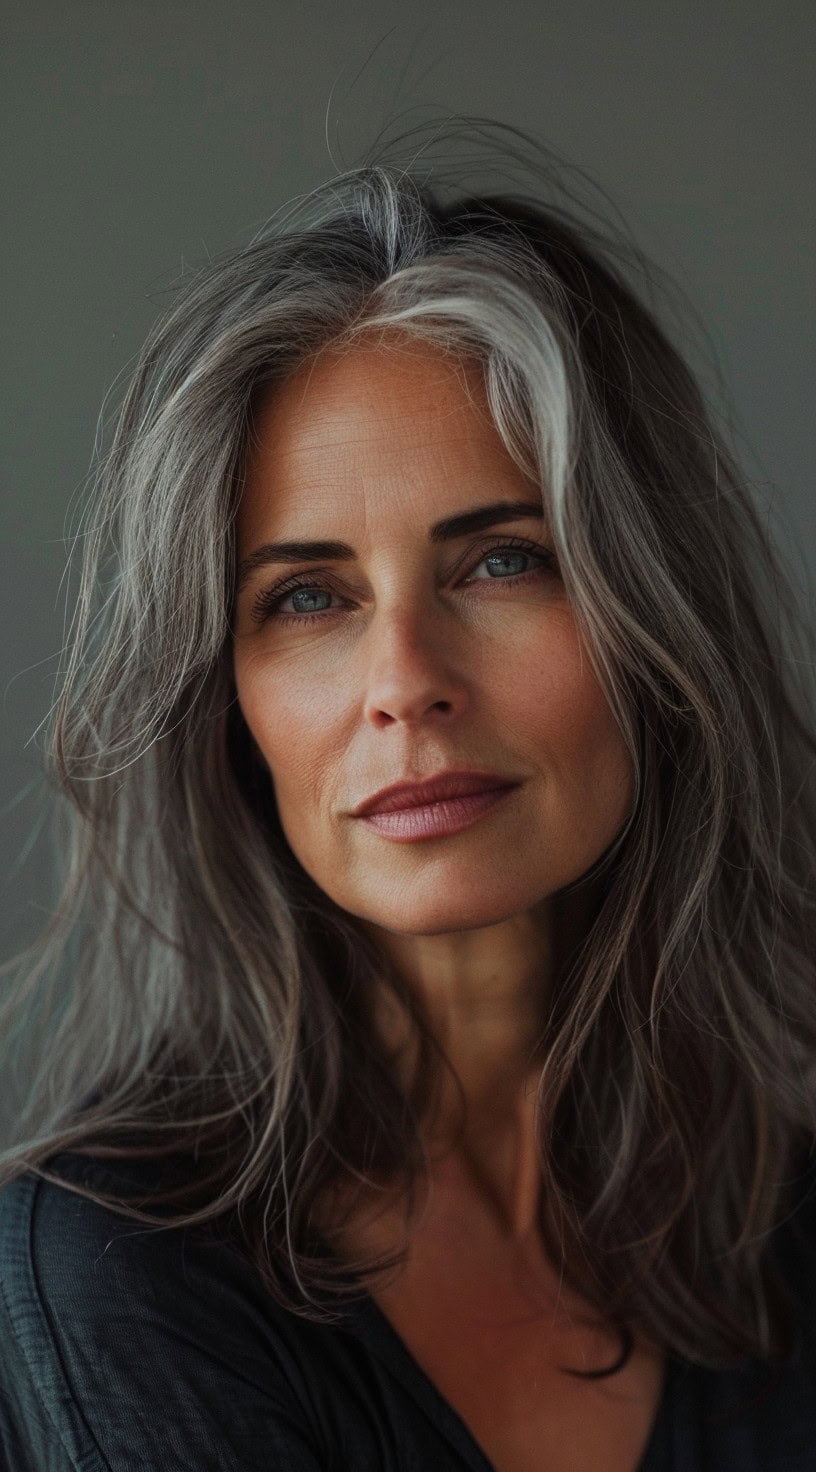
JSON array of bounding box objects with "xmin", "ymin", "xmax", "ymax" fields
[{"xmin": 356, "ymin": 880, "xmax": 597, "ymax": 1238}]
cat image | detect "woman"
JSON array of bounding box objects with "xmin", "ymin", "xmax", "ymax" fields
[{"xmin": 1, "ymin": 119, "xmax": 815, "ymax": 1472}]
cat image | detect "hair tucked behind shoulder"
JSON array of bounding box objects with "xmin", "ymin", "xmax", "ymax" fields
[{"xmin": 2, "ymin": 115, "xmax": 815, "ymax": 1373}]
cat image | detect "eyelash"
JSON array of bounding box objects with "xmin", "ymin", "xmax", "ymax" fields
[{"xmin": 249, "ymin": 535, "xmax": 558, "ymax": 628}]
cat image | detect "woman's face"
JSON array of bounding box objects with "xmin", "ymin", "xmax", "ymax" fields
[{"xmin": 232, "ymin": 336, "xmax": 633, "ymax": 937}]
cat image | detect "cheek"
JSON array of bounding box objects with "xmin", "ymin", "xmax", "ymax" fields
[
  {"xmin": 521, "ymin": 623, "xmax": 632, "ymax": 799},
  {"xmin": 511, "ymin": 615, "xmax": 599, "ymax": 737},
  {"xmin": 233, "ymin": 653, "xmax": 336, "ymax": 805},
  {"xmin": 234, "ymin": 656, "xmax": 279, "ymax": 758}
]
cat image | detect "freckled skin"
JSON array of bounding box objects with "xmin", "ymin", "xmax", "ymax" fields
[{"xmin": 233, "ymin": 336, "xmax": 633, "ymax": 960}]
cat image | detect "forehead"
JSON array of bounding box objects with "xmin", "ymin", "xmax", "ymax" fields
[
  {"xmin": 253, "ymin": 334, "xmax": 492, "ymax": 447},
  {"xmin": 239, "ymin": 336, "xmax": 523, "ymax": 530}
]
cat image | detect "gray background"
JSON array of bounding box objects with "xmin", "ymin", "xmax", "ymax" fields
[{"xmin": 2, "ymin": 0, "xmax": 814, "ymax": 962}]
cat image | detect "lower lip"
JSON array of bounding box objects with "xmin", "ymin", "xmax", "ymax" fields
[{"xmin": 358, "ymin": 785, "xmax": 518, "ymax": 842}]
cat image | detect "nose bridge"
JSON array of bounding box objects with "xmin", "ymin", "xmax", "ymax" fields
[{"xmin": 361, "ymin": 583, "xmax": 466, "ymax": 725}]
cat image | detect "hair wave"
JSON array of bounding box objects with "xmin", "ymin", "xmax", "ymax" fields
[{"xmin": 2, "ymin": 117, "xmax": 816, "ymax": 1377}]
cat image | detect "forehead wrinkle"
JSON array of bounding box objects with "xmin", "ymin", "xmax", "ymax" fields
[
  {"xmin": 243, "ymin": 431, "xmax": 539, "ymax": 551},
  {"xmin": 263, "ymin": 432, "xmax": 502, "ymax": 481},
  {"xmin": 253, "ymin": 352, "xmax": 494, "ymax": 455},
  {"xmin": 243, "ymin": 347, "xmax": 529, "ymax": 541},
  {"xmin": 260, "ymin": 398, "xmax": 490, "ymax": 454}
]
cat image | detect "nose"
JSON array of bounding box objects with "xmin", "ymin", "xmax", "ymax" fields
[{"xmin": 361, "ymin": 606, "xmax": 470, "ymax": 729}]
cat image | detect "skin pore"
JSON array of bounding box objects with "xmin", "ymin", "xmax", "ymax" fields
[{"xmin": 231, "ymin": 334, "xmax": 667, "ymax": 1470}]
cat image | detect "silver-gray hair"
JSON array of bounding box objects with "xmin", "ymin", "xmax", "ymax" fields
[{"xmin": 2, "ymin": 118, "xmax": 815, "ymax": 1374}]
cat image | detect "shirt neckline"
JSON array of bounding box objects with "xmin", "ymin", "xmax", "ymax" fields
[{"xmin": 336, "ymin": 1277, "xmax": 680, "ymax": 1472}]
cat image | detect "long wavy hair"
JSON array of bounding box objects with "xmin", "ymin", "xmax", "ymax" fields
[{"xmin": 2, "ymin": 117, "xmax": 815, "ymax": 1377}]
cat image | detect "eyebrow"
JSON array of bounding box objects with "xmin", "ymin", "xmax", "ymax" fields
[{"xmin": 236, "ymin": 499, "xmax": 545, "ymax": 594}]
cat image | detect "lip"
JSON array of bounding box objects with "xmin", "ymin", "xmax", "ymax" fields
[
  {"xmin": 357, "ymin": 785, "xmax": 518, "ymax": 843},
  {"xmin": 352, "ymin": 770, "xmax": 520, "ymax": 817}
]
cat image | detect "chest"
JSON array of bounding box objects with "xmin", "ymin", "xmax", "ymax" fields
[
  {"xmin": 320, "ymin": 1179, "xmax": 666, "ymax": 1472},
  {"xmin": 374, "ymin": 1280, "xmax": 666, "ymax": 1472}
]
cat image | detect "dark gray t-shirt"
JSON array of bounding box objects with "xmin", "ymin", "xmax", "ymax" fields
[{"xmin": 0, "ymin": 1148, "xmax": 814, "ymax": 1470}]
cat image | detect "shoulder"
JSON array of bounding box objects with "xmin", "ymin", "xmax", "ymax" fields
[{"xmin": 0, "ymin": 1151, "xmax": 341, "ymax": 1471}]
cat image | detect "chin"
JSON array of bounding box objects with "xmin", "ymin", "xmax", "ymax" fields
[{"xmin": 354, "ymin": 888, "xmax": 533, "ymax": 936}]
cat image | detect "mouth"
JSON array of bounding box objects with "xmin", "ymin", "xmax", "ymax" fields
[
  {"xmin": 354, "ymin": 782, "xmax": 519, "ymax": 843},
  {"xmin": 353, "ymin": 771, "xmax": 520, "ymax": 818}
]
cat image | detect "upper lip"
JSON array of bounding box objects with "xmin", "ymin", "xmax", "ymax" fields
[{"xmin": 353, "ymin": 771, "xmax": 520, "ymax": 817}]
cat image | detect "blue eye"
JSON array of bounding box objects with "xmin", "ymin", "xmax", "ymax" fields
[
  {"xmin": 473, "ymin": 549, "xmax": 536, "ymax": 580},
  {"xmin": 249, "ymin": 536, "xmax": 557, "ymax": 628}
]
